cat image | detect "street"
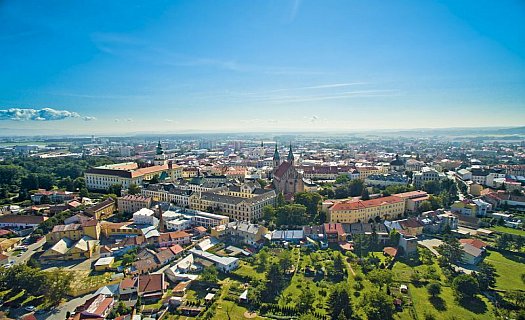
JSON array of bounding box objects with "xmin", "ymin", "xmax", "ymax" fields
[{"xmin": 7, "ymin": 236, "xmax": 46, "ymax": 265}]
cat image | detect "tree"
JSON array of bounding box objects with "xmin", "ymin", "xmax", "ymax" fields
[
  {"xmin": 452, "ymin": 274, "xmax": 479, "ymax": 299},
  {"xmin": 361, "ymin": 188, "xmax": 370, "ymax": 200},
  {"xmin": 474, "ymin": 262, "xmax": 496, "ymax": 291},
  {"xmin": 418, "ymin": 201, "xmax": 433, "ymax": 213},
  {"xmin": 368, "ymin": 269, "xmax": 393, "ymax": 290},
  {"xmin": 437, "ymin": 235, "xmax": 463, "ymax": 265},
  {"xmin": 426, "ymin": 282, "xmax": 441, "ymax": 297},
  {"xmin": 200, "ymin": 266, "xmax": 218, "ymax": 283},
  {"xmin": 276, "ymin": 204, "xmax": 307, "ymax": 226},
  {"xmin": 294, "ymin": 192, "xmax": 322, "ymax": 216},
  {"xmin": 277, "ymin": 192, "xmax": 286, "ymax": 207},
  {"xmin": 278, "ymin": 250, "xmax": 292, "ymax": 273},
  {"xmin": 363, "ymin": 290, "xmax": 394, "ymax": 320},
  {"xmin": 328, "ymin": 284, "xmax": 353, "ymax": 320},
  {"xmin": 121, "ymin": 252, "xmax": 137, "ymax": 266},
  {"xmin": 266, "ymin": 263, "xmax": 283, "ymax": 297},
  {"xmin": 107, "ymin": 184, "xmax": 122, "ymax": 197},
  {"xmin": 262, "ymin": 205, "xmax": 276, "ymax": 223},
  {"xmin": 389, "ymin": 229, "xmax": 400, "ymax": 246},
  {"xmin": 298, "ymin": 288, "xmax": 315, "ymax": 313},
  {"xmin": 79, "ymin": 188, "xmax": 89, "ymax": 198},
  {"xmin": 256, "ymin": 178, "xmax": 268, "ymax": 188},
  {"xmin": 43, "ymin": 268, "xmax": 74, "ymax": 306},
  {"xmin": 150, "ymin": 174, "xmax": 160, "ymax": 184},
  {"xmin": 127, "ymin": 183, "xmax": 140, "ymax": 195}
]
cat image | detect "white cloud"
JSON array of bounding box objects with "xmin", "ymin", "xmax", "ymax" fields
[
  {"xmin": 83, "ymin": 116, "xmax": 97, "ymax": 121},
  {"xmin": 0, "ymin": 108, "xmax": 80, "ymax": 121}
]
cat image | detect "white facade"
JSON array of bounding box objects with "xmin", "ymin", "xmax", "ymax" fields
[{"xmin": 133, "ymin": 208, "xmax": 158, "ymax": 226}]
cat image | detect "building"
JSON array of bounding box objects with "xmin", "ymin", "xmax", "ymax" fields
[
  {"xmin": 189, "ymin": 184, "xmax": 276, "ymax": 222},
  {"xmin": 85, "ymin": 161, "xmax": 182, "ymax": 191},
  {"xmin": 272, "ymin": 145, "xmax": 304, "ymax": 197},
  {"xmin": 355, "ymin": 165, "xmax": 387, "ymax": 180},
  {"xmin": 189, "ymin": 248, "xmax": 239, "ymax": 272},
  {"xmin": 157, "ymin": 231, "xmax": 191, "ymax": 247},
  {"xmin": 31, "ymin": 189, "xmax": 75, "ymax": 204},
  {"xmin": 85, "ymin": 198, "xmax": 116, "ymax": 220},
  {"xmin": 74, "ymin": 294, "xmax": 114, "ymax": 320},
  {"xmin": 323, "ymin": 223, "xmax": 345, "ymax": 243},
  {"xmin": 451, "ymin": 199, "xmax": 491, "ymax": 217},
  {"xmin": 300, "ymin": 165, "xmax": 355, "ymax": 180},
  {"xmin": 460, "ymin": 238, "xmax": 487, "ymax": 265},
  {"xmin": 215, "ymin": 221, "xmax": 268, "ymax": 246},
  {"xmin": 41, "ymin": 236, "xmax": 98, "ymax": 260},
  {"xmin": 365, "ymin": 174, "xmax": 408, "ymax": 187},
  {"xmin": 327, "ymin": 196, "xmax": 405, "ymax": 223},
  {"xmin": 394, "ymin": 190, "xmax": 429, "ymax": 213},
  {"xmin": 413, "ymin": 167, "xmax": 446, "ymax": 189},
  {"xmin": 46, "ymin": 219, "xmax": 100, "ymax": 244},
  {"xmin": 389, "ymin": 154, "xmax": 405, "ymax": 172},
  {"xmin": 0, "ymin": 215, "xmax": 47, "ymax": 229},
  {"xmin": 141, "ymin": 184, "xmax": 193, "ymax": 207},
  {"xmin": 133, "ymin": 208, "xmax": 158, "ymax": 226},
  {"xmin": 118, "ymin": 194, "xmax": 152, "ymax": 214},
  {"xmin": 94, "ymin": 257, "xmax": 115, "ymax": 271},
  {"xmin": 138, "ymin": 273, "xmax": 168, "ymax": 301}
]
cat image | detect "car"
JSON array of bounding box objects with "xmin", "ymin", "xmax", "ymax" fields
[{"xmin": 24, "ymin": 305, "xmax": 36, "ymax": 312}]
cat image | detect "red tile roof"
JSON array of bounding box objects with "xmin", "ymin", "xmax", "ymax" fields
[
  {"xmin": 459, "ymin": 238, "xmax": 487, "ymax": 250},
  {"xmin": 330, "ymin": 196, "xmax": 403, "ymax": 211},
  {"xmin": 138, "ymin": 274, "xmax": 165, "ymax": 294}
]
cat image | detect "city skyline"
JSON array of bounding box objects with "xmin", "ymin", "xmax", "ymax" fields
[{"xmin": 1, "ymin": 0, "xmax": 524, "ymax": 134}]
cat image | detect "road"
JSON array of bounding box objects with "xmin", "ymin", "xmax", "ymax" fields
[
  {"xmin": 36, "ymin": 293, "xmax": 96, "ymax": 320},
  {"xmin": 8, "ymin": 236, "xmax": 46, "ymax": 265}
]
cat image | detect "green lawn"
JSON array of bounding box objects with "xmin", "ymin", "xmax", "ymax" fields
[
  {"xmin": 489, "ymin": 225, "xmax": 525, "ymax": 236},
  {"xmin": 233, "ymin": 261, "xmax": 266, "ymax": 281},
  {"xmin": 484, "ymin": 250, "xmax": 525, "ymax": 291},
  {"xmin": 402, "ymin": 284, "xmax": 495, "ymax": 320}
]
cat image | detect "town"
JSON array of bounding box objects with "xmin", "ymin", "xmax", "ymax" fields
[{"xmin": 0, "ymin": 133, "xmax": 524, "ymax": 320}]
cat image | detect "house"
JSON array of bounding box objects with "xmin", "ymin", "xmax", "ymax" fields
[
  {"xmin": 118, "ymin": 194, "xmax": 152, "ymax": 214},
  {"xmin": 74, "ymin": 294, "xmax": 114, "ymax": 320},
  {"xmin": 267, "ymin": 229, "xmax": 304, "ymax": 243},
  {"xmin": 398, "ymin": 234, "xmax": 418, "ymax": 256},
  {"xmin": 398, "ymin": 218, "xmax": 424, "ymax": 236},
  {"xmin": 85, "ymin": 198, "xmax": 116, "ymax": 220},
  {"xmin": 0, "ymin": 215, "xmax": 47, "ymax": 229},
  {"xmin": 323, "ymin": 223, "xmax": 345, "ymax": 243},
  {"xmin": 189, "ymin": 248, "xmax": 239, "ymax": 272},
  {"xmin": 172, "ymin": 280, "xmax": 192, "ymax": 297},
  {"xmin": 344, "ymin": 222, "xmax": 390, "ymax": 244},
  {"xmin": 46, "ymin": 219, "xmax": 101, "ymax": 244},
  {"xmin": 138, "ymin": 274, "xmax": 168, "ymax": 301},
  {"xmin": 94, "ymin": 257, "xmax": 115, "ymax": 271},
  {"xmin": 225, "ymin": 221, "xmax": 268, "ymax": 246},
  {"xmin": 119, "ymin": 277, "xmax": 138, "ymax": 298},
  {"xmin": 132, "ymin": 208, "xmax": 158, "ymax": 226},
  {"xmin": 459, "ymin": 238, "xmax": 487, "ymax": 265},
  {"xmin": 157, "ymin": 231, "xmax": 191, "ymax": 247},
  {"xmin": 40, "ymin": 236, "xmax": 98, "ymax": 260}
]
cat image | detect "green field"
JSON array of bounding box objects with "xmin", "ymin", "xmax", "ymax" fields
[
  {"xmin": 484, "ymin": 250, "xmax": 525, "ymax": 291},
  {"xmin": 490, "ymin": 225, "xmax": 525, "ymax": 236}
]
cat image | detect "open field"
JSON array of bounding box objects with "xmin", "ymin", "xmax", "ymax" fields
[
  {"xmin": 489, "ymin": 226, "xmax": 525, "ymax": 236},
  {"xmin": 484, "ymin": 250, "xmax": 525, "ymax": 291}
]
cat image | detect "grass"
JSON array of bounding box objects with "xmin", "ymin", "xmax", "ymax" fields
[
  {"xmin": 233, "ymin": 261, "xmax": 266, "ymax": 281},
  {"xmin": 484, "ymin": 250, "xmax": 525, "ymax": 291},
  {"xmin": 489, "ymin": 225, "xmax": 525, "ymax": 236}
]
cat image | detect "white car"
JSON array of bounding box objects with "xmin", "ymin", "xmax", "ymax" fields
[{"xmin": 25, "ymin": 306, "xmax": 35, "ymax": 312}]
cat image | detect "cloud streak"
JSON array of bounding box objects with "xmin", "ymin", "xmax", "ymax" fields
[{"xmin": 0, "ymin": 108, "xmax": 81, "ymax": 121}]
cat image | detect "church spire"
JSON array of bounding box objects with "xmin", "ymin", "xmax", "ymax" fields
[
  {"xmin": 273, "ymin": 144, "xmax": 280, "ymax": 167},
  {"xmin": 156, "ymin": 140, "xmax": 164, "ymax": 155},
  {"xmin": 287, "ymin": 143, "xmax": 294, "ymax": 164}
]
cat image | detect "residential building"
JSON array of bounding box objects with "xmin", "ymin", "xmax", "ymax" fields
[
  {"xmin": 323, "ymin": 223, "xmax": 345, "ymax": 243},
  {"xmin": 94, "ymin": 257, "xmax": 115, "ymax": 271},
  {"xmin": 459, "ymin": 239, "xmax": 487, "ymax": 265},
  {"xmin": 30, "ymin": 189, "xmax": 75, "ymax": 204},
  {"xmin": 0, "ymin": 215, "xmax": 47, "ymax": 229},
  {"xmin": 189, "ymin": 248, "xmax": 239, "ymax": 272},
  {"xmin": 394, "ymin": 190, "xmax": 430, "ymax": 213},
  {"xmin": 46, "ymin": 219, "xmax": 101, "ymax": 244},
  {"xmin": 118, "ymin": 194, "xmax": 151, "ymax": 214},
  {"xmin": 133, "ymin": 208, "xmax": 158, "ymax": 226},
  {"xmin": 138, "ymin": 273, "xmax": 168, "ymax": 301},
  {"xmin": 327, "ymin": 196, "xmax": 405, "ymax": 223},
  {"xmin": 365, "ymin": 174, "xmax": 408, "ymax": 187},
  {"xmin": 412, "ymin": 167, "xmax": 446, "ymax": 189},
  {"xmin": 189, "ymin": 185, "xmax": 276, "ymax": 222},
  {"xmin": 157, "ymin": 231, "xmax": 191, "ymax": 247},
  {"xmin": 85, "ymin": 198, "xmax": 116, "ymax": 220},
  {"xmin": 74, "ymin": 294, "xmax": 114, "ymax": 320},
  {"xmin": 217, "ymin": 221, "xmax": 268, "ymax": 246},
  {"xmin": 40, "ymin": 236, "xmax": 98, "ymax": 260}
]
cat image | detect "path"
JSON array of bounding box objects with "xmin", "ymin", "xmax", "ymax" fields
[{"xmin": 38, "ymin": 293, "xmax": 95, "ymax": 320}]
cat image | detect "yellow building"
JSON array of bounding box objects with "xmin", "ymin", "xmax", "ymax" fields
[
  {"xmin": 94, "ymin": 257, "xmax": 115, "ymax": 271},
  {"xmin": 100, "ymin": 221, "xmax": 143, "ymax": 238},
  {"xmin": 355, "ymin": 166, "xmax": 387, "ymax": 180},
  {"xmin": 85, "ymin": 198, "xmax": 116, "ymax": 220},
  {"xmin": 328, "ymin": 196, "xmax": 405, "ymax": 223},
  {"xmin": 41, "ymin": 236, "xmax": 98, "ymax": 261},
  {"xmin": 46, "ymin": 220, "xmax": 101, "ymax": 244}
]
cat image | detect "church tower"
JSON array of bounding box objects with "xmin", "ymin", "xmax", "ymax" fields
[
  {"xmin": 154, "ymin": 140, "xmax": 167, "ymax": 166},
  {"xmin": 287, "ymin": 143, "xmax": 294, "ymax": 165},
  {"xmin": 273, "ymin": 144, "xmax": 281, "ymax": 168}
]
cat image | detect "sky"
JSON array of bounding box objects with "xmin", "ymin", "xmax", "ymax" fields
[{"xmin": 0, "ymin": 0, "xmax": 524, "ymax": 135}]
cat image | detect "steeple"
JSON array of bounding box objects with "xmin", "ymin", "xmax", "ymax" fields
[
  {"xmin": 287, "ymin": 143, "xmax": 294, "ymax": 164},
  {"xmin": 156, "ymin": 140, "xmax": 164, "ymax": 155},
  {"xmin": 154, "ymin": 140, "xmax": 167, "ymax": 166},
  {"xmin": 273, "ymin": 144, "xmax": 280, "ymax": 167}
]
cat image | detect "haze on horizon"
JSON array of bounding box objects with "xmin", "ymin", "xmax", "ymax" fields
[{"xmin": 1, "ymin": 0, "xmax": 524, "ymax": 135}]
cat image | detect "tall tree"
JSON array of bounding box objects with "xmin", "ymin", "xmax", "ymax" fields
[
  {"xmin": 328, "ymin": 284, "xmax": 353, "ymax": 320},
  {"xmin": 363, "ymin": 290, "xmax": 394, "ymax": 320},
  {"xmin": 452, "ymin": 274, "xmax": 479, "ymax": 299}
]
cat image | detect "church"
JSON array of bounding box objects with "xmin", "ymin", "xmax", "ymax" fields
[{"xmin": 271, "ymin": 144, "xmax": 304, "ymax": 198}]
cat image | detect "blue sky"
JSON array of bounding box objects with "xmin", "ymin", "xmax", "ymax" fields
[{"xmin": 1, "ymin": 0, "xmax": 524, "ymax": 134}]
